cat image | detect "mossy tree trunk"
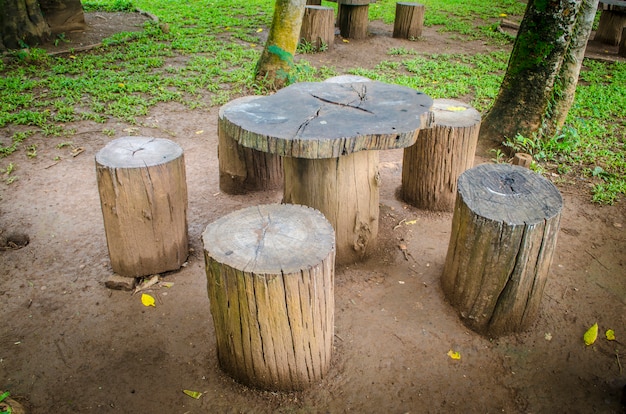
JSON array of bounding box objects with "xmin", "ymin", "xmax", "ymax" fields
[
  {"xmin": 255, "ymin": 0, "xmax": 307, "ymax": 90},
  {"xmin": 0, "ymin": 0, "xmax": 85, "ymax": 51},
  {"xmin": 480, "ymin": 0, "xmax": 598, "ymax": 148}
]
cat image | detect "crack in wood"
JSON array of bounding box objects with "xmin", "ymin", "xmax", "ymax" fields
[{"xmin": 308, "ymin": 93, "xmax": 374, "ymax": 114}]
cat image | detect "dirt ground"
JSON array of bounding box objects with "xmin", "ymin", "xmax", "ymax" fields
[{"xmin": 1, "ymin": 10, "xmax": 625, "ymax": 414}]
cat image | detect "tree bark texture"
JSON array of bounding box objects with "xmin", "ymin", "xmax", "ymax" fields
[
  {"xmin": 0, "ymin": 0, "xmax": 51, "ymax": 49},
  {"xmin": 393, "ymin": 2, "xmax": 424, "ymax": 39},
  {"xmin": 96, "ymin": 137, "xmax": 189, "ymax": 277},
  {"xmin": 401, "ymin": 99, "xmax": 480, "ymax": 212},
  {"xmin": 283, "ymin": 151, "xmax": 379, "ymax": 265},
  {"xmin": 218, "ymin": 96, "xmax": 283, "ymax": 194},
  {"xmin": 202, "ymin": 204, "xmax": 335, "ymax": 391},
  {"xmin": 255, "ymin": 0, "xmax": 307, "ymax": 89},
  {"xmin": 441, "ymin": 164, "xmax": 562, "ymax": 337},
  {"xmin": 480, "ymin": 0, "xmax": 591, "ymax": 147},
  {"xmin": 39, "ymin": 0, "xmax": 86, "ymax": 34},
  {"xmin": 299, "ymin": 5, "xmax": 335, "ymax": 51},
  {"xmin": 594, "ymin": 6, "xmax": 626, "ymax": 45},
  {"xmin": 338, "ymin": 0, "xmax": 369, "ymax": 39}
]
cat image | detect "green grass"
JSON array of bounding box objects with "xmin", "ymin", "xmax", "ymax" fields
[{"xmin": 0, "ymin": 0, "xmax": 624, "ymax": 203}]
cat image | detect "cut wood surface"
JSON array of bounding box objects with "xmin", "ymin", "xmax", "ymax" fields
[
  {"xmin": 203, "ymin": 204, "xmax": 335, "ymax": 390},
  {"xmin": 95, "ymin": 137, "xmax": 188, "ymax": 277},
  {"xmin": 219, "ymin": 81, "xmax": 433, "ymax": 159},
  {"xmin": 393, "ymin": 2, "xmax": 425, "ymax": 39},
  {"xmin": 402, "ymin": 99, "xmax": 480, "ymax": 212},
  {"xmin": 300, "ymin": 6, "xmax": 335, "ymax": 51},
  {"xmin": 441, "ymin": 164, "xmax": 562, "ymax": 337},
  {"xmin": 218, "ymin": 96, "xmax": 283, "ymax": 194}
]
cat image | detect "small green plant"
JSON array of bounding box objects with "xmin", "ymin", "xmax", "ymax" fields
[
  {"xmin": 490, "ymin": 148, "xmax": 506, "ymax": 164},
  {"xmin": 102, "ymin": 128, "xmax": 116, "ymax": 137},
  {"xmin": 54, "ymin": 33, "xmax": 70, "ymax": 46},
  {"xmin": 26, "ymin": 144, "xmax": 37, "ymax": 158}
]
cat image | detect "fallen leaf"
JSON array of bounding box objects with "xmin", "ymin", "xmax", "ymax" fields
[
  {"xmin": 342, "ymin": 39, "xmax": 350, "ymax": 43},
  {"xmin": 256, "ymin": 28, "xmax": 263, "ymax": 32},
  {"xmin": 447, "ymin": 350, "xmax": 461, "ymax": 360},
  {"xmin": 544, "ymin": 332, "xmax": 552, "ymax": 341},
  {"xmin": 446, "ymin": 106, "xmax": 467, "ymax": 112},
  {"xmin": 195, "ymin": 130, "xmax": 204, "ymax": 134},
  {"xmin": 183, "ymin": 389, "xmax": 202, "ymax": 399},
  {"xmin": 405, "ymin": 219, "xmax": 417, "ymax": 225},
  {"xmin": 141, "ymin": 293, "xmax": 156, "ymax": 307},
  {"xmin": 606, "ymin": 329, "xmax": 616, "ymax": 341},
  {"xmin": 583, "ymin": 322, "xmax": 598, "ymax": 346}
]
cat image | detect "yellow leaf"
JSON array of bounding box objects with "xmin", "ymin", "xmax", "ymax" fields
[
  {"xmin": 141, "ymin": 293, "xmax": 156, "ymax": 307},
  {"xmin": 342, "ymin": 39, "xmax": 350, "ymax": 43},
  {"xmin": 583, "ymin": 322, "xmax": 598, "ymax": 346},
  {"xmin": 447, "ymin": 350, "xmax": 461, "ymax": 360},
  {"xmin": 183, "ymin": 389, "xmax": 202, "ymax": 399},
  {"xmin": 446, "ymin": 106, "xmax": 467, "ymax": 112},
  {"xmin": 195, "ymin": 130, "xmax": 204, "ymax": 134},
  {"xmin": 499, "ymin": 13, "xmax": 507, "ymax": 17},
  {"xmin": 256, "ymin": 28, "xmax": 263, "ymax": 33},
  {"xmin": 405, "ymin": 219, "xmax": 417, "ymax": 225},
  {"xmin": 605, "ymin": 329, "xmax": 615, "ymax": 341}
]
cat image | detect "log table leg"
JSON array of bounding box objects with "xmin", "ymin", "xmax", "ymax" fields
[
  {"xmin": 95, "ymin": 137, "xmax": 188, "ymax": 277},
  {"xmin": 202, "ymin": 204, "xmax": 335, "ymax": 391},
  {"xmin": 441, "ymin": 164, "xmax": 563, "ymax": 337},
  {"xmin": 218, "ymin": 96, "xmax": 283, "ymax": 194},
  {"xmin": 594, "ymin": 7, "xmax": 626, "ymax": 46},
  {"xmin": 393, "ymin": 2, "xmax": 425, "ymax": 39},
  {"xmin": 283, "ymin": 151, "xmax": 379, "ymax": 265},
  {"xmin": 402, "ymin": 99, "xmax": 480, "ymax": 212},
  {"xmin": 300, "ymin": 5, "xmax": 335, "ymax": 51}
]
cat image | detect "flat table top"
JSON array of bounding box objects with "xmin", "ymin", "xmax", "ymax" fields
[{"xmin": 219, "ymin": 81, "xmax": 433, "ymax": 159}]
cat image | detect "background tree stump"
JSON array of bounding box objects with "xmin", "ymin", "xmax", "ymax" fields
[
  {"xmin": 202, "ymin": 204, "xmax": 335, "ymax": 391},
  {"xmin": 619, "ymin": 27, "xmax": 626, "ymax": 57},
  {"xmin": 338, "ymin": 0, "xmax": 370, "ymax": 39},
  {"xmin": 95, "ymin": 137, "xmax": 188, "ymax": 277},
  {"xmin": 300, "ymin": 5, "xmax": 335, "ymax": 51},
  {"xmin": 441, "ymin": 164, "xmax": 563, "ymax": 337},
  {"xmin": 218, "ymin": 96, "xmax": 283, "ymax": 194},
  {"xmin": 393, "ymin": 2, "xmax": 425, "ymax": 39},
  {"xmin": 402, "ymin": 99, "xmax": 480, "ymax": 212},
  {"xmin": 594, "ymin": 4, "xmax": 626, "ymax": 45}
]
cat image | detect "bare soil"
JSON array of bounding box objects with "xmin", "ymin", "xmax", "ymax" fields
[{"xmin": 1, "ymin": 11, "xmax": 625, "ymax": 414}]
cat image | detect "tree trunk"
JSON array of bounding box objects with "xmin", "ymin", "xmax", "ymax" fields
[
  {"xmin": 255, "ymin": 0, "xmax": 307, "ymax": 90},
  {"xmin": 479, "ymin": 0, "xmax": 591, "ymax": 148},
  {"xmin": 39, "ymin": 0, "xmax": 86, "ymax": 34},
  {"xmin": 0, "ymin": 0, "xmax": 86, "ymax": 50},
  {"xmin": 0, "ymin": 0, "xmax": 51, "ymax": 49}
]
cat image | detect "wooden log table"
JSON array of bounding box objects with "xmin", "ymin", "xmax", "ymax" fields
[{"xmin": 219, "ymin": 81, "xmax": 433, "ymax": 264}]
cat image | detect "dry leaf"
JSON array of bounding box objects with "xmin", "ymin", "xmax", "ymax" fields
[
  {"xmin": 606, "ymin": 329, "xmax": 616, "ymax": 341},
  {"xmin": 583, "ymin": 322, "xmax": 598, "ymax": 346},
  {"xmin": 183, "ymin": 389, "xmax": 202, "ymax": 399},
  {"xmin": 447, "ymin": 350, "xmax": 461, "ymax": 360},
  {"xmin": 446, "ymin": 106, "xmax": 467, "ymax": 112}
]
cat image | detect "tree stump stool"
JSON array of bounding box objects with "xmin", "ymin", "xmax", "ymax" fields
[
  {"xmin": 95, "ymin": 137, "xmax": 188, "ymax": 277},
  {"xmin": 300, "ymin": 6, "xmax": 335, "ymax": 51},
  {"xmin": 594, "ymin": 2, "xmax": 626, "ymax": 46},
  {"xmin": 338, "ymin": 0, "xmax": 371, "ymax": 39},
  {"xmin": 402, "ymin": 99, "xmax": 480, "ymax": 212},
  {"xmin": 202, "ymin": 204, "xmax": 335, "ymax": 391},
  {"xmin": 441, "ymin": 164, "xmax": 563, "ymax": 337},
  {"xmin": 218, "ymin": 96, "xmax": 284, "ymax": 194},
  {"xmin": 393, "ymin": 2, "xmax": 425, "ymax": 39}
]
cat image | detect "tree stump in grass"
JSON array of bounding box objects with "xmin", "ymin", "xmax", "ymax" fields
[
  {"xmin": 441, "ymin": 164, "xmax": 562, "ymax": 337},
  {"xmin": 218, "ymin": 96, "xmax": 283, "ymax": 195},
  {"xmin": 402, "ymin": 99, "xmax": 480, "ymax": 212},
  {"xmin": 300, "ymin": 6, "xmax": 335, "ymax": 51},
  {"xmin": 338, "ymin": 0, "xmax": 370, "ymax": 39},
  {"xmin": 202, "ymin": 204, "xmax": 335, "ymax": 391},
  {"xmin": 393, "ymin": 2, "xmax": 425, "ymax": 39},
  {"xmin": 595, "ymin": 6, "xmax": 626, "ymax": 46},
  {"xmin": 96, "ymin": 137, "xmax": 188, "ymax": 277}
]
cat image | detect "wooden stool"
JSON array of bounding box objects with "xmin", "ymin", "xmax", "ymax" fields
[
  {"xmin": 202, "ymin": 204, "xmax": 335, "ymax": 391},
  {"xmin": 619, "ymin": 27, "xmax": 626, "ymax": 57},
  {"xmin": 218, "ymin": 96, "xmax": 284, "ymax": 194},
  {"xmin": 594, "ymin": 2, "xmax": 626, "ymax": 46},
  {"xmin": 402, "ymin": 99, "xmax": 480, "ymax": 212},
  {"xmin": 337, "ymin": 0, "xmax": 371, "ymax": 39},
  {"xmin": 393, "ymin": 2, "xmax": 425, "ymax": 39},
  {"xmin": 95, "ymin": 137, "xmax": 188, "ymax": 277},
  {"xmin": 300, "ymin": 6, "xmax": 335, "ymax": 51},
  {"xmin": 441, "ymin": 164, "xmax": 562, "ymax": 337}
]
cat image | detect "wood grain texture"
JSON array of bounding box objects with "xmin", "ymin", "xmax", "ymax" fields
[
  {"xmin": 594, "ymin": 9, "xmax": 626, "ymax": 45},
  {"xmin": 218, "ymin": 96, "xmax": 283, "ymax": 194},
  {"xmin": 203, "ymin": 204, "xmax": 335, "ymax": 390},
  {"xmin": 338, "ymin": 3, "xmax": 369, "ymax": 39},
  {"xmin": 300, "ymin": 6, "xmax": 335, "ymax": 51},
  {"xmin": 219, "ymin": 81, "xmax": 433, "ymax": 159},
  {"xmin": 95, "ymin": 137, "xmax": 188, "ymax": 277},
  {"xmin": 283, "ymin": 151, "xmax": 380, "ymax": 265},
  {"xmin": 402, "ymin": 99, "xmax": 480, "ymax": 212},
  {"xmin": 393, "ymin": 2, "xmax": 425, "ymax": 39},
  {"xmin": 441, "ymin": 164, "xmax": 562, "ymax": 337}
]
